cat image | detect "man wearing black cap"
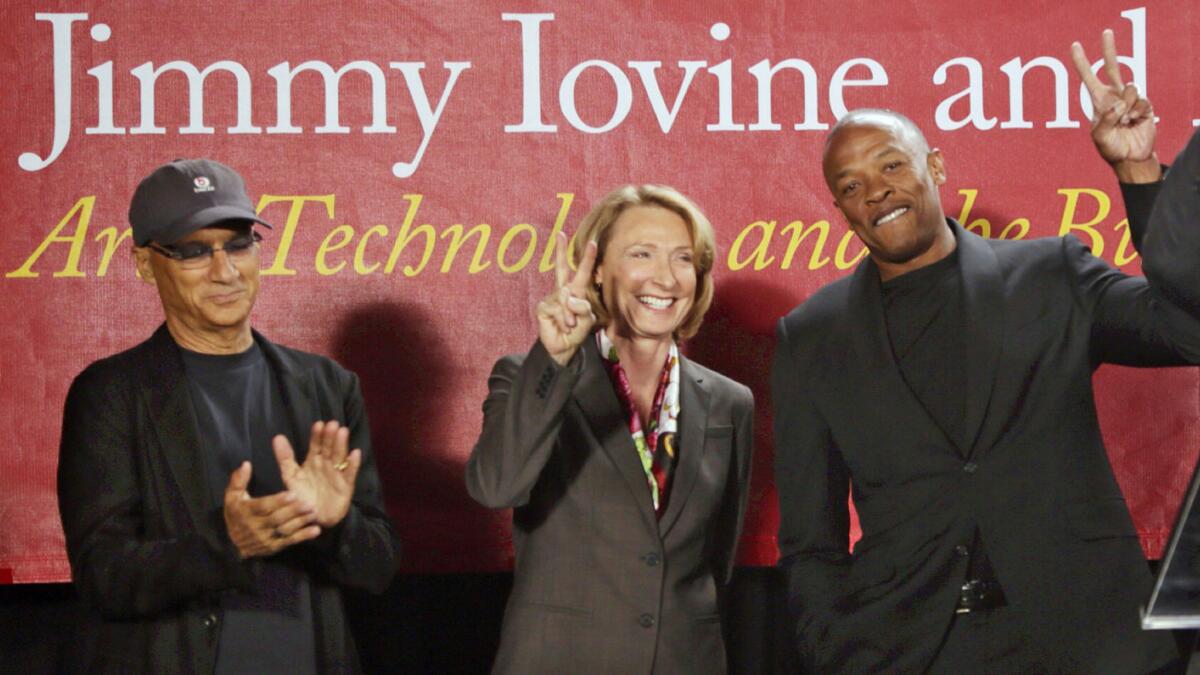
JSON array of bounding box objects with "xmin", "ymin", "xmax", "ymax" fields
[{"xmin": 57, "ymin": 159, "xmax": 400, "ymax": 673}]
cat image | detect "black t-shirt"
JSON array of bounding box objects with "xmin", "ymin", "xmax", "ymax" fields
[
  {"xmin": 182, "ymin": 343, "xmax": 318, "ymax": 675},
  {"xmin": 880, "ymin": 248, "xmax": 966, "ymax": 449}
]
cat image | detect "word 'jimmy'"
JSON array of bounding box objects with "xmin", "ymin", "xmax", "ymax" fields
[{"xmin": 21, "ymin": 9, "xmax": 1183, "ymax": 181}]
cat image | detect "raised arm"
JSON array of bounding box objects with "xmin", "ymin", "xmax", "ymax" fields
[
  {"xmin": 1072, "ymin": 30, "xmax": 1167, "ymax": 252},
  {"xmin": 1139, "ymin": 130, "xmax": 1200, "ymax": 316},
  {"xmin": 1066, "ymin": 31, "xmax": 1200, "ymax": 363},
  {"xmin": 1071, "ymin": 29, "xmax": 1161, "ymax": 185},
  {"xmin": 465, "ymin": 234, "xmax": 598, "ymax": 508}
]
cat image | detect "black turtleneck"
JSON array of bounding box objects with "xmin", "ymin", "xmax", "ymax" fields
[{"xmin": 880, "ymin": 247, "xmax": 966, "ymax": 449}]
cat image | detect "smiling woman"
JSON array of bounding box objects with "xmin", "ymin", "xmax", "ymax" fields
[
  {"xmin": 596, "ymin": 206, "xmax": 698, "ymax": 347},
  {"xmin": 575, "ymin": 185, "xmax": 715, "ymax": 343},
  {"xmin": 465, "ymin": 185, "xmax": 754, "ymax": 674}
]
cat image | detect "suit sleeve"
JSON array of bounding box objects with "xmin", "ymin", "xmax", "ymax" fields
[
  {"xmin": 1072, "ymin": 129, "xmax": 1200, "ymax": 366},
  {"xmin": 57, "ymin": 366, "xmax": 253, "ymax": 621},
  {"xmin": 1139, "ymin": 129, "xmax": 1200, "ymax": 316},
  {"xmin": 465, "ymin": 341, "xmax": 584, "ymax": 509},
  {"xmin": 709, "ymin": 386, "xmax": 754, "ymax": 585},
  {"xmin": 771, "ymin": 319, "xmax": 851, "ymax": 655},
  {"xmin": 316, "ymin": 369, "xmax": 402, "ymax": 594},
  {"xmin": 1118, "ymin": 177, "xmax": 1161, "ymax": 252}
]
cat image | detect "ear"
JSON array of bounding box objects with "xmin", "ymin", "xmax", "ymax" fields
[
  {"xmin": 927, "ymin": 149, "xmax": 946, "ymax": 186},
  {"xmin": 132, "ymin": 246, "xmax": 156, "ymax": 284}
]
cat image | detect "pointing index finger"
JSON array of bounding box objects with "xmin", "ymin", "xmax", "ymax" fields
[
  {"xmin": 554, "ymin": 231, "xmax": 570, "ymax": 288},
  {"xmin": 570, "ymin": 239, "xmax": 598, "ymax": 293}
]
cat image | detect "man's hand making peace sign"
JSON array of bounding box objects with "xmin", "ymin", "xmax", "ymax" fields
[{"xmin": 1071, "ymin": 29, "xmax": 1162, "ymax": 184}]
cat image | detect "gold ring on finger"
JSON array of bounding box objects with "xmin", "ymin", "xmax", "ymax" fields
[{"xmin": 335, "ymin": 459, "xmax": 350, "ymax": 472}]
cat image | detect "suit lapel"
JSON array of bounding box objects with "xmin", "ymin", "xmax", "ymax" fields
[
  {"xmin": 952, "ymin": 220, "xmax": 1003, "ymax": 458},
  {"xmin": 571, "ymin": 338, "xmax": 659, "ymax": 534},
  {"xmin": 657, "ymin": 355, "xmax": 709, "ymax": 536},
  {"xmin": 143, "ymin": 326, "xmax": 222, "ymax": 548},
  {"xmin": 257, "ymin": 332, "xmax": 316, "ymax": 461}
]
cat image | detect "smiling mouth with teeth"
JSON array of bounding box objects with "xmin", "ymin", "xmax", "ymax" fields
[
  {"xmin": 638, "ymin": 296, "xmax": 675, "ymax": 309},
  {"xmin": 874, "ymin": 207, "xmax": 909, "ymax": 226}
]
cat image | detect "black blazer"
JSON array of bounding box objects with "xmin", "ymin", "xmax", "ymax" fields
[
  {"xmin": 57, "ymin": 325, "xmax": 400, "ymax": 674},
  {"xmin": 773, "ymin": 133, "xmax": 1200, "ymax": 673},
  {"xmin": 466, "ymin": 338, "xmax": 753, "ymax": 674}
]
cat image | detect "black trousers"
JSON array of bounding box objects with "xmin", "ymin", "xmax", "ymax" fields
[
  {"xmin": 926, "ymin": 607, "xmax": 1184, "ymax": 675},
  {"xmin": 926, "ymin": 606, "xmax": 1033, "ymax": 674}
]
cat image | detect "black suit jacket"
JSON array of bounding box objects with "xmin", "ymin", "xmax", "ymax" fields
[
  {"xmin": 57, "ymin": 325, "xmax": 400, "ymax": 674},
  {"xmin": 773, "ymin": 133, "xmax": 1200, "ymax": 673},
  {"xmin": 466, "ymin": 338, "xmax": 753, "ymax": 674}
]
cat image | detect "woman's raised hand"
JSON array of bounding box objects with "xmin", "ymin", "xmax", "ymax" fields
[{"xmin": 536, "ymin": 232, "xmax": 598, "ymax": 366}]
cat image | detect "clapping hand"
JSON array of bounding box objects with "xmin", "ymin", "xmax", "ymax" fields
[
  {"xmin": 536, "ymin": 232, "xmax": 599, "ymax": 366},
  {"xmin": 222, "ymin": 421, "xmax": 361, "ymax": 559},
  {"xmin": 272, "ymin": 420, "xmax": 362, "ymax": 528},
  {"xmin": 1071, "ymin": 29, "xmax": 1161, "ymax": 183},
  {"xmin": 223, "ymin": 462, "xmax": 320, "ymax": 559}
]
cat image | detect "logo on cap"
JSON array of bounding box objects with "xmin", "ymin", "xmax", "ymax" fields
[{"xmin": 193, "ymin": 176, "xmax": 215, "ymax": 193}]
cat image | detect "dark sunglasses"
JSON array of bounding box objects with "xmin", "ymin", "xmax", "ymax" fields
[{"xmin": 148, "ymin": 231, "xmax": 262, "ymax": 269}]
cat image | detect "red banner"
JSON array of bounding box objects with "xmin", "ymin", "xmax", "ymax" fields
[{"xmin": 1, "ymin": 1, "xmax": 1198, "ymax": 582}]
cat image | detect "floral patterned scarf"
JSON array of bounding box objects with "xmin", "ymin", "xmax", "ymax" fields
[{"xmin": 596, "ymin": 330, "xmax": 681, "ymax": 516}]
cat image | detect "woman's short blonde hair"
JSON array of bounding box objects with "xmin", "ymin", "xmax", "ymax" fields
[{"xmin": 572, "ymin": 184, "xmax": 716, "ymax": 341}]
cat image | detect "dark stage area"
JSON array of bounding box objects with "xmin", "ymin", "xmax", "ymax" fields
[
  {"xmin": 6, "ymin": 563, "xmax": 1195, "ymax": 673},
  {"xmin": 0, "ymin": 567, "xmax": 800, "ymax": 674}
]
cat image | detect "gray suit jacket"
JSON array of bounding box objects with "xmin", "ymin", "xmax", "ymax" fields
[{"xmin": 466, "ymin": 337, "xmax": 753, "ymax": 674}]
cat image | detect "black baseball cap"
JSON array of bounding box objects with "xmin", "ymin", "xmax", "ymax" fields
[{"xmin": 129, "ymin": 159, "xmax": 273, "ymax": 246}]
